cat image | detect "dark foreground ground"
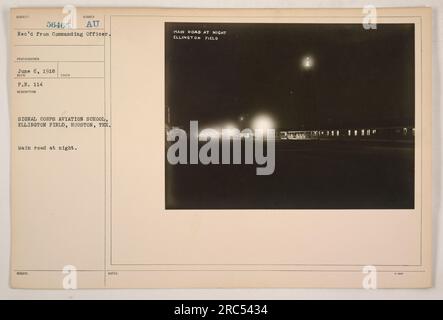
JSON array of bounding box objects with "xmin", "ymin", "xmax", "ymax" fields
[{"xmin": 165, "ymin": 140, "xmax": 414, "ymax": 209}]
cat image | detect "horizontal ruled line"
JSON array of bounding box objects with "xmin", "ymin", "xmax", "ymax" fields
[{"xmin": 14, "ymin": 77, "xmax": 104, "ymax": 79}]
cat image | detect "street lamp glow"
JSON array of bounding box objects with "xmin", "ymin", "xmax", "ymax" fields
[
  {"xmin": 252, "ymin": 114, "xmax": 275, "ymax": 131},
  {"xmin": 301, "ymin": 55, "xmax": 314, "ymax": 70}
]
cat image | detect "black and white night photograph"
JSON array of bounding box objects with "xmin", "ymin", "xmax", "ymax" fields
[{"xmin": 165, "ymin": 22, "xmax": 415, "ymax": 210}]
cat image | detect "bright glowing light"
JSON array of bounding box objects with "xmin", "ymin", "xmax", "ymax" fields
[
  {"xmin": 301, "ymin": 55, "xmax": 314, "ymax": 70},
  {"xmin": 252, "ymin": 115, "xmax": 274, "ymax": 130},
  {"xmin": 252, "ymin": 114, "xmax": 275, "ymax": 132},
  {"xmin": 222, "ymin": 123, "xmax": 240, "ymax": 138}
]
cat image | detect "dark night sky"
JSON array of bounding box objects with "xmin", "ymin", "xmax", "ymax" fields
[{"xmin": 165, "ymin": 23, "xmax": 415, "ymax": 130}]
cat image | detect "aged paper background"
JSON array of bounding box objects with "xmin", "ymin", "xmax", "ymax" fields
[{"xmin": 1, "ymin": 1, "xmax": 431, "ymax": 296}]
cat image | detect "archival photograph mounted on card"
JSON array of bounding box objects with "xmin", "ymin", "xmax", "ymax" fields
[
  {"xmin": 9, "ymin": 7, "xmax": 432, "ymax": 288},
  {"xmin": 165, "ymin": 22, "xmax": 415, "ymax": 210}
]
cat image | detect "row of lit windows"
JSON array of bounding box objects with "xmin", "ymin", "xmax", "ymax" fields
[{"xmin": 347, "ymin": 129, "xmax": 377, "ymax": 137}]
